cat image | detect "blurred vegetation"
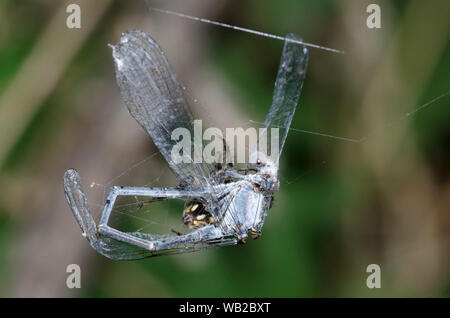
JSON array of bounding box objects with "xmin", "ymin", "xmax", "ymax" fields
[{"xmin": 0, "ymin": 0, "xmax": 449, "ymax": 297}]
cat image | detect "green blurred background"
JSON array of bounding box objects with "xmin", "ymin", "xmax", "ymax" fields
[{"xmin": 0, "ymin": 0, "xmax": 449, "ymax": 297}]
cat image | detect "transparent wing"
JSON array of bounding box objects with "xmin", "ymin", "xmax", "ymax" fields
[
  {"xmin": 262, "ymin": 33, "xmax": 309, "ymax": 163},
  {"xmin": 111, "ymin": 29, "xmax": 211, "ymax": 187}
]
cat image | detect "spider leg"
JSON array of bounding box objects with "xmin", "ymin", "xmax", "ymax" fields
[{"xmin": 220, "ymin": 135, "xmax": 234, "ymax": 169}]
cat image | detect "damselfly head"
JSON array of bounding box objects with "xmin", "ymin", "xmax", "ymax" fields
[{"xmin": 249, "ymin": 151, "xmax": 278, "ymax": 176}]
